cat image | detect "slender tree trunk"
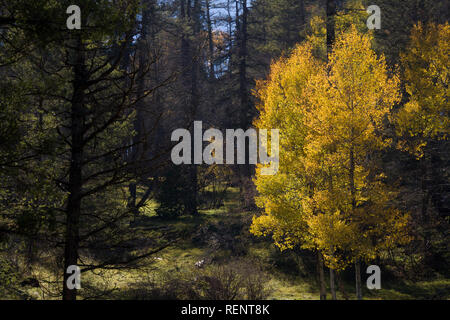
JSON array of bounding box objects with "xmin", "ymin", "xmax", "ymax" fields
[
  {"xmin": 128, "ymin": 182, "xmax": 138, "ymax": 218},
  {"xmin": 180, "ymin": 0, "xmax": 199, "ymax": 216},
  {"xmin": 206, "ymin": 0, "xmax": 215, "ymax": 79},
  {"xmin": 330, "ymin": 268, "xmax": 337, "ymax": 300},
  {"xmin": 128, "ymin": 1, "xmax": 153, "ymax": 219},
  {"xmin": 421, "ymin": 153, "xmax": 432, "ymax": 264},
  {"xmin": 349, "ymin": 146, "xmax": 362, "ymax": 300},
  {"xmin": 317, "ymin": 251, "xmax": 327, "ymax": 300},
  {"xmin": 421, "ymin": 157, "xmax": 430, "ymax": 225},
  {"xmin": 355, "ymin": 259, "xmax": 363, "ymax": 300},
  {"xmin": 190, "ymin": 0, "xmax": 201, "ymax": 216},
  {"xmin": 326, "ymin": 167, "xmax": 337, "ymax": 300},
  {"xmin": 349, "ymin": 147, "xmax": 356, "ymax": 210},
  {"xmin": 324, "ymin": 1, "xmax": 337, "ymax": 301},
  {"xmin": 239, "ymin": 0, "xmax": 249, "ymax": 130},
  {"xmin": 26, "ymin": 236, "xmax": 34, "ymax": 273},
  {"xmin": 299, "ymin": 0, "xmax": 306, "ymax": 31},
  {"xmin": 63, "ymin": 35, "xmax": 86, "ymax": 301},
  {"xmin": 236, "ymin": 0, "xmax": 253, "ymax": 206},
  {"xmin": 227, "ymin": 0, "xmax": 233, "ymax": 78},
  {"xmin": 326, "ymin": 0, "xmax": 336, "ymax": 57}
]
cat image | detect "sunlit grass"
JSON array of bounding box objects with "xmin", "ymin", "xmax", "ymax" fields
[{"xmin": 7, "ymin": 187, "xmax": 450, "ymax": 300}]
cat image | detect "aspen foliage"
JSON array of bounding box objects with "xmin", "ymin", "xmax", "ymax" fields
[
  {"xmin": 305, "ymin": 0, "xmax": 368, "ymax": 61},
  {"xmin": 250, "ymin": 43, "xmax": 322, "ymax": 250},
  {"xmin": 251, "ymin": 27, "xmax": 411, "ymax": 270},
  {"xmin": 396, "ymin": 22, "xmax": 449, "ymax": 158}
]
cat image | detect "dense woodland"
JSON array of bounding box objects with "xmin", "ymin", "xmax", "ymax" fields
[{"xmin": 0, "ymin": 0, "xmax": 448, "ymax": 300}]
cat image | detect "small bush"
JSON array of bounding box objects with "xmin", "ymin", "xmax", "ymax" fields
[{"xmin": 125, "ymin": 259, "xmax": 271, "ymax": 300}]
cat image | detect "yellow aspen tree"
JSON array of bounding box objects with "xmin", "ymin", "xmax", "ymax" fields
[
  {"xmin": 302, "ymin": 26, "xmax": 410, "ymax": 299},
  {"xmin": 396, "ymin": 22, "xmax": 449, "ymax": 158},
  {"xmin": 395, "ymin": 22, "xmax": 449, "ymax": 264},
  {"xmin": 251, "ymin": 27, "xmax": 411, "ymax": 300},
  {"xmin": 250, "ymin": 43, "xmax": 330, "ymax": 298},
  {"xmin": 251, "ymin": 43, "xmax": 323, "ymax": 247}
]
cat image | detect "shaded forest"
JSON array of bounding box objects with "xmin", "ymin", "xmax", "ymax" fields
[{"xmin": 0, "ymin": 0, "xmax": 448, "ymax": 300}]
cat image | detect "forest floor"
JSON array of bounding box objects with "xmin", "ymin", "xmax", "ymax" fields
[
  {"xmin": 10, "ymin": 188, "xmax": 450, "ymax": 300},
  {"xmin": 96, "ymin": 188, "xmax": 450, "ymax": 300}
]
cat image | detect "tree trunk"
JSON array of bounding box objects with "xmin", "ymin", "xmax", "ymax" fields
[
  {"xmin": 128, "ymin": 0, "xmax": 153, "ymax": 219},
  {"xmin": 349, "ymin": 146, "xmax": 362, "ymax": 300},
  {"xmin": 26, "ymin": 236, "xmax": 35, "ymax": 273},
  {"xmin": 206, "ymin": 0, "xmax": 215, "ymax": 79},
  {"xmin": 226, "ymin": 0, "xmax": 233, "ymax": 78},
  {"xmin": 326, "ymin": 0, "xmax": 336, "ymax": 57},
  {"xmin": 63, "ymin": 35, "xmax": 86, "ymax": 301},
  {"xmin": 330, "ymin": 268, "xmax": 337, "ymax": 300},
  {"xmin": 325, "ymin": 2, "xmax": 336, "ymax": 300},
  {"xmin": 128, "ymin": 182, "xmax": 138, "ymax": 218},
  {"xmin": 236, "ymin": 0, "xmax": 253, "ymax": 206},
  {"xmin": 421, "ymin": 153, "xmax": 433, "ymax": 265},
  {"xmin": 355, "ymin": 259, "xmax": 363, "ymax": 300},
  {"xmin": 188, "ymin": 0, "xmax": 201, "ymax": 216},
  {"xmin": 349, "ymin": 147, "xmax": 356, "ymax": 209},
  {"xmin": 180, "ymin": 0, "xmax": 199, "ymax": 216},
  {"xmin": 317, "ymin": 251, "xmax": 327, "ymax": 300},
  {"xmin": 299, "ymin": 0, "xmax": 306, "ymax": 31},
  {"xmin": 239, "ymin": 0, "xmax": 249, "ymax": 130}
]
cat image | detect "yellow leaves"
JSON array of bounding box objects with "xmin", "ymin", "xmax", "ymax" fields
[
  {"xmin": 254, "ymin": 42, "xmax": 323, "ymax": 175},
  {"xmin": 304, "ymin": 27, "xmax": 400, "ymax": 164},
  {"xmin": 306, "ymin": 211, "xmax": 358, "ymax": 270},
  {"xmin": 307, "ymin": 211, "xmax": 354, "ymax": 246},
  {"xmin": 396, "ymin": 22, "xmax": 450, "ymax": 157},
  {"xmin": 251, "ymin": 25, "xmax": 410, "ymax": 271},
  {"xmin": 250, "ymin": 214, "xmax": 277, "ymax": 238},
  {"xmin": 250, "ymin": 214, "xmax": 305, "ymax": 252},
  {"xmin": 305, "ymin": 2, "xmax": 368, "ymax": 61}
]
